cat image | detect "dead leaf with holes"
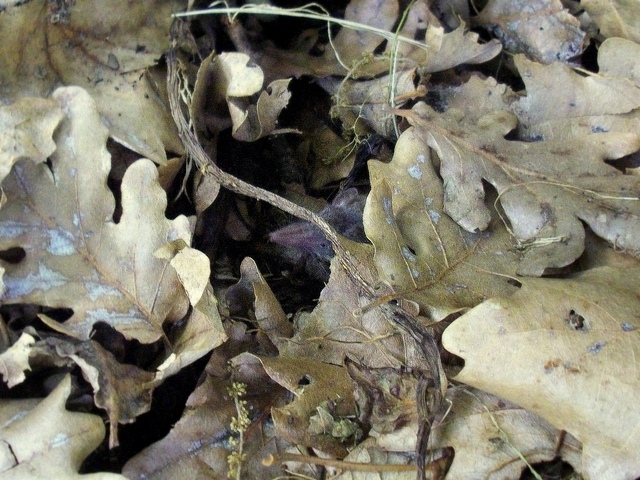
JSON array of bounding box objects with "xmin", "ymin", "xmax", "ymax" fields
[
  {"xmin": 442, "ymin": 266, "xmax": 640, "ymax": 479},
  {"xmin": 0, "ymin": 375, "xmax": 126, "ymax": 479},
  {"xmin": 511, "ymin": 39, "xmax": 640, "ymax": 140},
  {"xmin": 0, "ymin": 87, "xmax": 215, "ymax": 351},
  {"xmin": 0, "ymin": 0, "xmax": 184, "ymax": 164},
  {"xmin": 395, "ymin": 75, "xmax": 640, "ymax": 276},
  {"xmin": 232, "ymin": 352, "xmax": 357, "ymax": 458},
  {"xmin": 473, "ymin": 0, "xmax": 585, "ymax": 63},
  {"xmin": 123, "ymin": 323, "xmax": 289, "ymax": 480}
]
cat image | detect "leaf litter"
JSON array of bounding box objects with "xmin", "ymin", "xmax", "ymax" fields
[{"xmin": 0, "ymin": 0, "xmax": 639, "ymax": 479}]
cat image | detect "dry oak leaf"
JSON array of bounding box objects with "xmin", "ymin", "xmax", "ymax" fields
[
  {"xmin": 364, "ymin": 126, "xmax": 519, "ymax": 319},
  {"xmin": 43, "ymin": 337, "xmax": 156, "ymax": 449},
  {"xmin": 0, "ymin": 332, "xmax": 35, "ymax": 388},
  {"xmin": 442, "ymin": 266, "xmax": 640, "ymax": 479},
  {"xmin": 277, "ymin": 255, "xmax": 409, "ymax": 369},
  {"xmin": 474, "ymin": 0, "xmax": 585, "ymax": 63},
  {"xmin": 511, "ymin": 42, "xmax": 640, "ymax": 140},
  {"xmin": 398, "ymin": 100, "xmax": 640, "ymax": 276},
  {"xmin": 429, "ymin": 387, "xmax": 582, "ymax": 480},
  {"xmin": 582, "ymin": 0, "xmax": 640, "ymax": 42},
  {"xmin": 0, "ymin": 0, "xmax": 185, "ymax": 164},
  {"xmin": 233, "ymin": 352, "xmax": 357, "ymax": 458},
  {"xmin": 0, "ymin": 375, "xmax": 125, "ymax": 479},
  {"xmin": 0, "ymin": 87, "xmax": 199, "ymax": 344},
  {"xmin": 124, "ymin": 340, "xmax": 288, "ymax": 480},
  {"xmin": 0, "ymin": 97, "xmax": 64, "ymax": 186}
]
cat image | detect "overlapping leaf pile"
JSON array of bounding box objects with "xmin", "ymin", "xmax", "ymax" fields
[{"xmin": 1, "ymin": 0, "xmax": 639, "ymax": 479}]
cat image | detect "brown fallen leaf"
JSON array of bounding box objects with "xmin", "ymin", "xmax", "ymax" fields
[
  {"xmin": 581, "ymin": 0, "xmax": 640, "ymax": 42},
  {"xmin": 0, "ymin": 375, "xmax": 125, "ymax": 479},
  {"xmin": 123, "ymin": 322, "xmax": 289, "ymax": 480},
  {"xmin": 232, "ymin": 352, "xmax": 357, "ymax": 458},
  {"xmin": 0, "ymin": 97, "xmax": 64, "ymax": 186},
  {"xmin": 474, "ymin": 0, "xmax": 585, "ymax": 63},
  {"xmin": 397, "ymin": 90, "xmax": 640, "ymax": 276},
  {"xmin": 511, "ymin": 39, "xmax": 640, "ymax": 140},
  {"xmin": 0, "ymin": 87, "xmax": 204, "ymax": 345},
  {"xmin": 0, "ymin": 0, "xmax": 184, "ymax": 164},
  {"xmin": 364, "ymin": 125, "xmax": 519, "ymax": 319},
  {"xmin": 39, "ymin": 337, "xmax": 156, "ymax": 448},
  {"xmin": 442, "ymin": 266, "xmax": 640, "ymax": 479}
]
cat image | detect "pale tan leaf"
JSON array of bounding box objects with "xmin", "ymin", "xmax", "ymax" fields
[
  {"xmin": 0, "ymin": 0, "xmax": 185, "ymax": 164},
  {"xmin": 512, "ymin": 47, "xmax": 640, "ymax": 139},
  {"xmin": 234, "ymin": 352, "xmax": 357, "ymax": 458},
  {"xmin": 364, "ymin": 126, "xmax": 519, "ymax": 318},
  {"xmin": 582, "ymin": 0, "xmax": 640, "ymax": 42},
  {"xmin": 230, "ymin": 79, "xmax": 293, "ymax": 142},
  {"xmin": 0, "ymin": 333, "xmax": 34, "ymax": 388},
  {"xmin": 278, "ymin": 255, "xmax": 408, "ymax": 369},
  {"xmin": 430, "ymin": 387, "xmax": 581, "ymax": 479},
  {"xmin": 0, "ymin": 87, "xmax": 192, "ymax": 343},
  {"xmin": 442, "ymin": 266, "xmax": 640, "ymax": 479},
  {"xmin": 398, "ymin": 87, "xmax": 640, "ymax": 276},
  {"xmin": 0, "ymin": 97, "xmax": 64, "ymax": 185},
  {"xmin": 44, "ymin": 338, "xmax": 156, "ymax": 449},
  {"xmin": 475, "ymin": 0, "xmax": 585, "ymax": 63},
  {"xmin": 156, "ymin": 284, "xmax": 227, "ymax": 381},
  {"xmin": 0, "ymin": 375, "xmax": 125, "ymax": 479},
  {"xmin": 326, "ymin": 0, "xmax": 399, "ymax": 68}
]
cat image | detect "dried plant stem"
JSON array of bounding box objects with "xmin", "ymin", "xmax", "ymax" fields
[
  {"xmin": 263, "ymin": 453, "xmax": 417, "ymax": 472},
  {"xmin": 167, "ymin": 26, "xmax": 375, "ymax": 297}
]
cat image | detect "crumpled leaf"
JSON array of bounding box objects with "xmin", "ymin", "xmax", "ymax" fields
[
  {"xmin": 277, "ymin": 255, "xmax": 409, "ymax": 369},
  {"xmin": 364, "ymin": 125, "xmax": 519, "ymax": 318},
  {"xmin": 193, "ymin": 52, "xmax": 293, "ymax": 142},
  {"xmin": 442, "ymin": 266, "xmax": 640, "ymax": 479},
  {"xmin": 0, "ymin": 87, "xmax": 199, "ymax": 343},
  {"xmin": 0, "ymin": 0, "xmax": 184, "ymax": 164},
  {"xmin": 123, "ymin": 323, "xmax": 288, "ymax": 480},
  {"xmin": 429, "ymin": 387, "xmax": 582, "ymax": 480},
  {"xmin": 224, "ymin": 257, "xmax": 292, "ymax": 354},
  {"xmin": 582, "ymin": 0, "xmax": 640, "ymax": 42},
  {"xmin": 0, "ymin": 375, "xmax": 125, "ymax": 479},
  {"xmin": 0, "ymin": 97, "xmax": 64, "ymax": 185},
  {"xmin": 40, "ymin": 337, "xmax": 156, "ymax": 449},
  {"xmin": 260, "ymin": 0, "xmax": 500, "ymax": 80},
  {"xmin": 474, "ymin": 0, "xmax": 585, "ymax": 63},
  {"xmin": 232, "ymin": 352, "xmax": 357, "ymax": 458},
  {"xmin": 0, "ymin": 333, "xmax": 35, "ymax": 388},
  {"xmin": 397, "ymin": 85, "xmax": 640, "ymax": 276},
  {"xmin": 511, "ymin": 39, "xmax": 640, "ymax": 140}
]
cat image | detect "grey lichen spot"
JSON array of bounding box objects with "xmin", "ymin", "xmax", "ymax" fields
[
  {"xmin": 416, "ymin": 154, "xmax": 426, "ymax": 163},
  {"xmin": 85, "ymin": 282, "xmax": 123, "ymax": 301},
  {"xmin": 428, "ymin": 210, "xmax": 441, "ymax": 224},
  {"xmin": 401, "ymin": 245, "xmax": 417, "ymax": 263},
  {"xmin": 46, "ymin": 229, "xmax": 76, "ymax": 255},
  {"xmin": 3, "ymin": 263, "xmax": 67, "ymax": 298},
  {"xmin": 0, "ymin": 221, "xmax": 31, "ymax": 238},
  {"xmin": 50, "ymin": 433, "xmax": 69, "ymax": 448},
  {"xmin": 407, "ymin": 164, "xmax": 422, "ymax": 179},
  {"xmin": 587, "ymin": 341, "xmax": 606, "ymax": 354},
  {"xmin": 382, "ymin": 197, "xmax": 394, "ymax": 225},
  {"xmin": 621, "ymin": 323, "xmax": 636, "ymax": 332}
]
